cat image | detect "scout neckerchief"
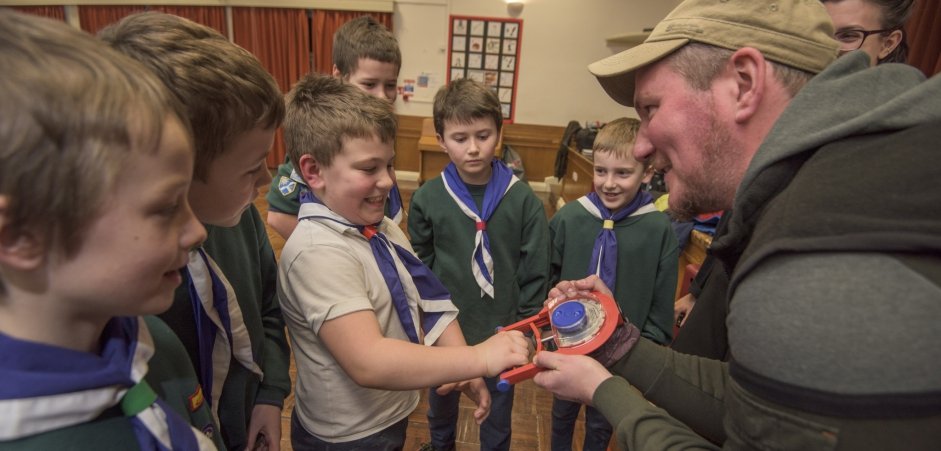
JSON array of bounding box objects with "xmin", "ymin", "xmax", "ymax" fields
[
  {"xmin": 294, "ymin": 168, "xmax": 404, "ymax": 224},
  {"xmin": 387, "ymin": 184, "xmax": 404, "ymax": 224},
  {"xmin": 578, "ymin": 191, "xmax": 657, "ymax": 292},
  {"xmin": 0, "ymin": 317, "xmax": 216, "ymax": 450},
  {"xmin": 441, "ymin": 160, "xmax": 518, "ymax": 298},
  {"xmin": 182, "ymin": 248, "xmax": 262, "ymax": 427},
  {"xmin": 297, "ymin": 199, "xmax": 456, "ymax": 345}
]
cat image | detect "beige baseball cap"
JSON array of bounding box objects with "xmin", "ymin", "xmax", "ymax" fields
[{"xmin": 589, "ymin": 0, "xmax": 839, "ymax": 106}]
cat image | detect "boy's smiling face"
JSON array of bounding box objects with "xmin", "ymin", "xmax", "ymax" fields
[
  {"xmin": 48, "ymin": 116, "xmax": 206, "ymax": 319},
  {"xmin": 437, "ymin": 116, "xmax": 499, "ymax": 185},
  {"xmin": 305, "ymin": 134, "xmax": 395, "ymax": 226},
  {"xmin": 592, "ymin": 149, "xmax": 646, "ymax": 212},
  {"xmin": 188, "ymin": 126, "xmax": 275, "ymax": 227}
]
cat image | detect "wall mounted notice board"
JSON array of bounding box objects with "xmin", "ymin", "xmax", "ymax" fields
[{"xmin": 447, "ymin": 15, "xmax": 522, "ymax": 123}]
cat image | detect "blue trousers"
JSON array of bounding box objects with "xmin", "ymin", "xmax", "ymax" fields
[
  {"xmin": 426, "ymin": 376, "xmax": 514, "ymax": 451},
  {"xmin": 551, "ymin": 396, "xmax": 612, "ymax": 451},
  {"xmin": 291, "ymin": 408, "xmax": 408, "ymax": 451}
]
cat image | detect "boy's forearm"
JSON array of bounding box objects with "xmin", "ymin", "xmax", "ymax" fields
[
  {"xmin": 344, "ymin": 336, "xmax": 488, "ymax": 390},
  {"xmin": 433, "ymin": 320, "xmax": 469, "ymax": 347},
  {"xmin": 256, "ymin": 316, "xmax": 292, "ymax": 405}
]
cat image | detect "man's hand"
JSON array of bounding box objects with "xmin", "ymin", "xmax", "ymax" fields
[
  {"xmin": 533, "ymin": 351, "xmax": 612, "ymax": 405},
  {"xmin": 546, "ymin": 275, "xmax": 612, "ymax": 309},
  {"xmin": 247, "ymin": 404, "xmax": 282, "ymax": 451},
  {"xmin": 436, "ymin": 377, "xmax": 492, "ymax": 424}
]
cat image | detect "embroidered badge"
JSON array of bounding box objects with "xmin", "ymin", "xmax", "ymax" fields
[
  {"xmin": 278, "ymin": 175, "xmax": 297, "ymax": 196},
  {"xmin": 188, "ymin": 385, "xmax": 205, "ymax": 412}
]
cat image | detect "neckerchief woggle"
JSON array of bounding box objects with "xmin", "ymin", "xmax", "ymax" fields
[
  {"xmin": 578, "ymin": 191, "xmax": 657, "ymax": 292},
  {"xmin": 441, "ymin": 160, "xmax": 518, "ymax": 298},
  {"xmin": 297, "ymin": 197, "xmax": 456, "ymax": 345},
  {"xmin": 293, "ymin": 168, "xmax": 404, "ymax": 224},
  {"xmin": 182, "ymin": 248, "xmax": 262, "ymax": 427},
  {"xmin": 0, "ymin": 317, "xmax": 217, "ymax": 450}
]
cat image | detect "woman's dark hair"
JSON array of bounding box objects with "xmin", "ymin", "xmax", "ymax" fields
[{"xmin": 870, "ymin": 0, "xmax": 915, "ymax": 63}]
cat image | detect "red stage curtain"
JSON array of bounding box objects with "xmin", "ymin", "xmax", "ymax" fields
[
  {"xmin": 150, "ymin": 5, "xmax": 226, "ymax": 35},
  {"xmin": 232, "ymin": 7, "xmax": 311, "ymax": 168},
  {"xmin": 78, "ymin": 5, "xmax": 147, "ymax": 35},
  {"xmin": 10, "ymin": 6, "xmax": 65, "ymax": 21},
  {"xmin": 905, "ymin": 0, "xmax": 941, "ymax": 76},
  {"xmin": 311, "ymin": 10, "xmax": 393, "ymax": 74}
]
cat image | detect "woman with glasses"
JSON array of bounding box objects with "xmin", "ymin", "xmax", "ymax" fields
[{"xmin": 822, "ymin": 0, "xmax": 915, "ymax": 65}]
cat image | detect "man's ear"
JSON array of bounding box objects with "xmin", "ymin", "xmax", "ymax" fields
[
  {"xmin": 298, "ymin": 154, "xmax": 326, "ymax": 190},
  {"xmin": 727, "ymin": 47, "xmax": 767, "ymax": 124},
  {"xmin": 879, "ymin": 29, "xmax": 903, "ymax": 60},
  {"xmin": 0, "ymin": 196, "xmax": 44, "ymax": 271}
]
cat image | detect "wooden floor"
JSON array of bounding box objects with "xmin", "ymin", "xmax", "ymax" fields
[{"xmin": 255, "ymin": 181, "xmax": 611, "ymax": 451}]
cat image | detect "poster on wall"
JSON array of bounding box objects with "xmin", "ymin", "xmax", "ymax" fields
[{"xmin": 447, "ymin": 15, "xmax": 522, "ymax": 123}]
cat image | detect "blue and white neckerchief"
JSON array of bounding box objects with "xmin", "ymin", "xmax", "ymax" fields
[
  {"xmin": 578, "ymin": 191, "xmax": 657, "ymax": 292},
  {"xmin": 294, "ymin": 168, "xmax": 404, "ymax": 224},
  {"xmin": 387, "ymin": 184, "xmax": 404, "ymax": 224},
  {"xmin": 441, "ymin": 160, "xmax": 518, "ymax": 298},
  {"xmin": 0, "ymin": 317, "xmax": 216, "ymax": 450},
  {"xmin": 297, "ymin": 200, "xmax": 457, "ymax": 345},
  {"xmin": 182, "ymin": 248, "xmax": 262, "ymax": 427}
]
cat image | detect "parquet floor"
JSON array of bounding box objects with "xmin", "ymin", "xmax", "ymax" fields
[{"xmin": 255, "ymin": 181, "xmax": 612, "ymax": 451}]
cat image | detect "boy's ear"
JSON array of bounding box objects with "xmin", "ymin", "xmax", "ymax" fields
[
  {"xmin": 298, "ymin": 154, "xmax": 326, "ymax": 190},
  {"xmin": 331, "ymin": 65, "xmax": 342, "ymax": 78},
  {"xmin": 436, "ymin": 133, "xmax": 447, "ymax": 152},
  {"xmin": 0, "ymin": 196, "xmax": 45, "ymax": 271}
]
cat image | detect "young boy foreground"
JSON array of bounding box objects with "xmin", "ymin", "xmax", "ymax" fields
[
  {"xmin": 278, "ymin": 73, "xmax": 530, "ymax": 451},
  {"xmin": 0, "ymin": 10, "xmax": 218, "ymax": 450}
]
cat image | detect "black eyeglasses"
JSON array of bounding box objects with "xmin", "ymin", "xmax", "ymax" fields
[{"xmin": 834, "ymin": 28, "xmax": 896, "ymax": 51}]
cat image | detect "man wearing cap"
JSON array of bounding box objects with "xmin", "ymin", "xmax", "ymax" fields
[{"xmin": 533, "ymin": 0, "xmax": 941, "ymax": 449}]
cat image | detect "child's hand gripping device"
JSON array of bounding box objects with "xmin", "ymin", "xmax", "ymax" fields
[{"xmin": 496, "ymin": 291, "xmax": 624, "ymax": 391}]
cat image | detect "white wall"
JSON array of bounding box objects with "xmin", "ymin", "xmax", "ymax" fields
[{"xmin": 393, "ymin": 0, "xmax": 682, "ymax": 126}]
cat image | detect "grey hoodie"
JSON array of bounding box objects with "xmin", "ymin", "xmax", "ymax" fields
[{"xmin": 719, "ymin": 51, "xmax": 941, "ymax": 403}]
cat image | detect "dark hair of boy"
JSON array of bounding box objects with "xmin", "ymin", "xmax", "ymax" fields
[
  {"xmin": 99, "ymin": 11, "xmax": 285, "ymax": 179},
  {"xmin": 432, "ymin": 78, "xmax": 503, "ymax": 137},
  {"xmin": 333, "ymin": 15, "xmax": 402, "ymax": 77},
  {"xmin": 283, "ymin": 73, "xmax": 397, "ymax": 170},
  {"xmin": 1, "ymin": 10, "xmax": 188, "ymax": 259}
]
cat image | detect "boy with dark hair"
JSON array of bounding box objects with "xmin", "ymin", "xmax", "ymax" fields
[
  {"xmin": 101, "ymin": 12, "xmax": 292, "ymax": 451},
  {"xmin": 408, "ymin": 78, "xmax": 551, "ymax": 451},
  {"xmin": 0, "ymin": 9, "xmax": 219, "ymax": 450},
  {"xmin": 547, "ymin": 117, "xmax": 677, "ymax": 451},
  {"xmin": 267, "ymin": 15, "xmax": 404, "ymax": 239},
  {"xmin": 278, "ymin": 73, "xmax": 530, "ymax": 450}
]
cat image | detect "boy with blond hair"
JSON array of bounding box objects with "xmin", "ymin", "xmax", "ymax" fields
[
  {"xmin": 101, "ymin": 12, "xmax": 291, "ymax": 451},
  {"xmin": 547, "ymin": 117, "xmax": 677, "ymax": 451},
  {"xmin": 267, "ymin": 15, "xmax": 404, "ymax": 239},
  {"xmin": 0, "ymin": 10, "xmax": 219, "ymax": 449},
  {"xmin": 278, "ymin": 73, "xmax": 530, "ymax": 450},
  {"xmin": 408, "ymin": 78, "xmax": 550, "ymax": 451}
]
